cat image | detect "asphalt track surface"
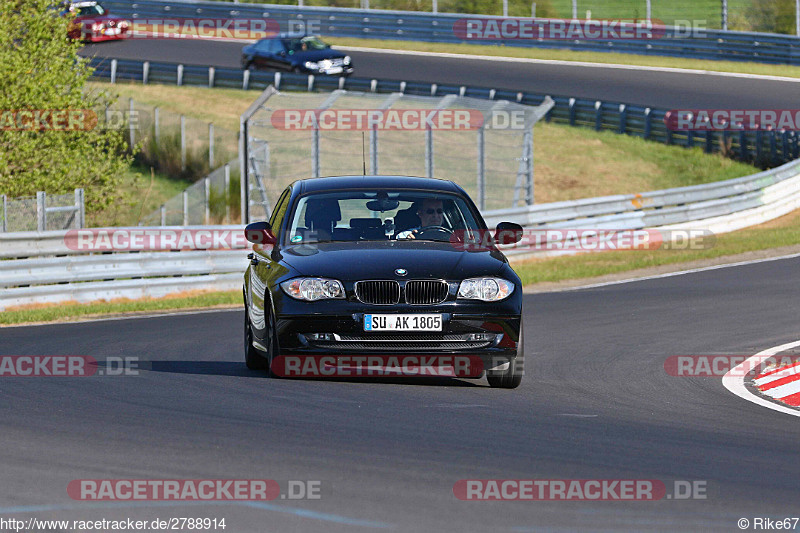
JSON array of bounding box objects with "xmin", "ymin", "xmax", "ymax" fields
[
  {"xmin": 79, "ymin": 39, "xmax": 800, "ymax": 109},
  {"xmin": 2, "ymin": 256, "xmax": 800, "ymax": 531},
  {"xmin": 3, "ymin": 39, "xmax": 797, "ymax": 532}
]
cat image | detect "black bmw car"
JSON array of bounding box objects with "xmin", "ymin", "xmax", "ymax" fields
[
  {"xmin": 243, "ymin": 176, "xmax": 525, "ymax": 388},
  {"xmin": 241, "ymin": 34, "xmax": 353, "ymax": 76}
]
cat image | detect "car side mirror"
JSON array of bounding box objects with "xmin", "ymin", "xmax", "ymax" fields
[
  {"xmin": 245, "ymin": 221, "xmax": 276, "ymax": 245},
  {"xmin": 495, "ymin": 222, "xmax": 523, "ymax": 245}
]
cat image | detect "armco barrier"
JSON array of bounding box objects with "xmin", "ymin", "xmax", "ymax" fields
[
  {"xmin": 89, "ymin": 57, "xmax": 800, "ymax": 167},
  {"xmin": 2, "ymin": 158, "xmax": 799, "ymax": 309},
  {"xmin": 102, "ymin": 0, "xmax": 800, "ymax": 65}
]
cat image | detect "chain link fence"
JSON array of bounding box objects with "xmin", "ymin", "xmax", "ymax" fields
[
  {"xmin": 240, "ymin": 88, "xmax": 553, "ymax": 222},
  {"xmin": 1, "ymin": 190, "xmax": 84, "ymax": 233}
]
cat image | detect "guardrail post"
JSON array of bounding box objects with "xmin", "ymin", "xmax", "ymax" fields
[
  {"xmin": 618, "ymin": 104, "xmax": 627, "ymax": 134},
  {"xmin": 770, "ymin": 131, "xmax": 778, "ymax": 165},
  {"xmin": 430, "ymin": 84, "xmax": 437, "ymax": 96},
  {"xmin": 154, "ymin": 107, "xmax": 160, "ymax": 143},
  {"xmin": 1, "ymin": 194, "xmax": 6, "ymax": 232},
  {"xmin": 739, "ymin": 130, "xmax": 749, "ymax": 161},
  {"xmin": 243, "ymin": 69, "xmax": 250, "ymax": 90},
  {"xmin": 705, "ymin": 130, "xmax": 713, "ymax": 153},
  {"xmin": 183, "ymin": 190, "xmax": 189, "ymax": 226},
  {"xmin": 274, "ymin": 72, "xmax": 281, "ymax": 90},
  {"xmin": 143, "ymin": 61, "xmax": 149, "ymax": 84},
  {"xmin": 425, "ymin": 125, "xmax": 433, "ymax": 178},
  {"xmin": 75, "ymin": 188, "xmax": 85, "ymax": 229},
  {"xmin": 177, "ymin": 64, "xmax": 184, "ymax": 86},
  {"xmin": 129, "ymin": 98, "xmax": 135, "ymax": 147},
  {"xmin": 756, "ymin": 131, "xmax": 763, "ymax": 163},
  {"xmin": 477, "ymin": 126, "xmax": 485, "ymax": 211},
  {"xmin": 594, "ymin": 100, "xmax": 603, "ymax": 131},
  {"xmin": 208, "ymin": 67, "xmax": 215, "ymax": 88},
  {"xmin": 687, "ymin": 130, "xmax": 694, "ymax": 148},
  {"xmin": 110, "ymin": 59, "xmax": 117, "ymax": 84},
  {"xmin": 783, "ymin": 130, "xmax": 790, "ymax": 162},
  {"xmin": 204, "ymin": 177, "xmax": 210, "ymax": 224},
  {"xmin": 308, "ymin": 74, "xmax": 315, "ymax": 92},
  {"xmin": 160, "ymin": 204, "xmax": 166, "ymax": 226},
  {"xmin": 312, "ymin": 126, "xmax": 320, "ymax": 178},
  {"xmin": 180, "ymin": 115, "xmax": 186, "ymax": 172},
  {"xmin": 644, "ymin": 108, "xmax": 652, "ymax": 139},
  {"xmin": 209, "ymin": 123, "xmax": 215, "ymax": 168},
  {"xmin": 224, "ymin": 164, "xmax": 231, "ymax": 224},
  {"xmin": 37, "ymin": 191, "xmax": 46, "ymax": 232}
]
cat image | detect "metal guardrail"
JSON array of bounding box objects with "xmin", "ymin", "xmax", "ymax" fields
[
  {"xmin": 89, "ymin": 57, "xmax": 800, "ymax": 167},
  {"xmin": 2, "ymin": 157, "xmax": 800, "ymax": 309},
  {"xmin": 103, "ymin": 0, "xmax": 800, "ymax": 65}
]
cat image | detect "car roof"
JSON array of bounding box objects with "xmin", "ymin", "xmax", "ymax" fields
[{"xmin": 294, "ymin": 176, "xmax": 462, "ymax": 195}]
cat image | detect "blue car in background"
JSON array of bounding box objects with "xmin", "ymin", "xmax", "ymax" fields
[{"xmin": 241, "ymin": 34, "xmax": 353, "ymax": 76}]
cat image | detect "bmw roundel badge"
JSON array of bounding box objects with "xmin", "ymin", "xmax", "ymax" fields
[{"xmin": 395, "ymin": 268, "xmax": 408, "ymax": 276}]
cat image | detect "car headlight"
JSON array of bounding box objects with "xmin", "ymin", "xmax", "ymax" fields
[
  {"xmin": 92, "ymin": 22, "xmax": 105, "ymax": 31},
  {"xmin": 343, "ymin": 55, "xmax": 351, "ymax": 65},
  {"xmin": 303, "ymin": 61, "xmax": 318, "ymax": 70},
  {"xmin": 280, "ymin": 278, "xmax": 345, "ymax": 301},
  {"xmin": 457, "ymin": 277, "xmax": 514, "ymax": 302}
]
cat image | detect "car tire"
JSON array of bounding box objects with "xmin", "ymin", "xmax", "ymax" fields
[
  {"xmin": 487, "ymin": 327, "xmax": 524, "ymax": 389},
  {"xmin": 263, "ymin": 306, "xmax": 279, "ymax": 378},
  {"xmin": 244, "ymin": 307, "xmax": 267, "ymax": 371}
]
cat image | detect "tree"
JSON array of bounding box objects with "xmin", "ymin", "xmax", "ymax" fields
[{"xmin": 0, "ymin": 0, "xmax": 131, "ymax": 213}]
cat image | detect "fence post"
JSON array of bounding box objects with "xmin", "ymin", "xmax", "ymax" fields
[
  {"xmin": 477, "ymin": 126, "xmax": 485, "ymax": 211},
  {"xmin": 425, "ymin": 126, "xmax": 433, "ymax": 178},
  {"xmin": 224, "ymin": 164, "xmax": 231, "ymax": 224},
  {"xmin": 110, "ymin": 59, "xmax": 117, "ymax": 84},
  {"xmin": 525, "ymin": 129, "xmax": 534, "ymax": 205},
  {"xmin": 1, "ymin": 194, "xmax": 6, "ymax": 232},
  {"xmin": 503, "ymin": 0, "xmax": 508, "ymax": 17},
  {"xmin": 209, "ymin": 123, "xmax": 215, "ymax": 168},
  {"xmin": 204, "ymin": 177, "xmax": 210, "ymax": 224},
  {"xmin": 180, "ymin": 115, "xmax": 186, "ymax": 172},
  {"xmin": 129, "ymin": 98, "xmax": 135, "ymax": 147},
  {"xmin": 722, "ymin": 0, "xmax": 728, "ymax": 31},
  {"xmin": 796, "ymin": 0, "xmax": 800, "ymax": 36},
  {"xmin": 572, "ymin": 0, "xmax": 577, "ymax": 18},
  {"xmin": 312, "ymin": 127, "xmax": 320, "ymax": 178},
  {"xmin": 646, "ymin": 0, "xmax": 651, "ymax": 21},
  {"xmin": 154, "ymin": 107, "xmax": 160, "ymax": 143},
  {"xmin": 531, "ymin": 2, "xmax": 536, "ymax": 17},
  {"xmin": 161, "ymin": 205, "xmax": 166, "ymax": 226},
  {"xmin": 75, "ymin": 188, "xmax": 85, "ymax": 229},
  {"xmin": 37, "ymin": 191, "xmax": 46, "ymax": 232},
  {"xmin": 183, "ymin": 190, "xmax": 189, "ymax": 226},
  {"xmin": 370, "ymin": 126, "xmax": 378, "ymax": 174}
]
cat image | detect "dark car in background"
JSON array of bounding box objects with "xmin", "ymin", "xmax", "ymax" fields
[
  {"xmin": 241, "ymin": 34, "xmax": 353, "ymax": 76},
  {"xmin": 242, "ymin": 176, "xmax": 525, "ymax": 388},
  {"xmin": 65, "ymin": 1, "xmax": 129, "ymax": 42}
]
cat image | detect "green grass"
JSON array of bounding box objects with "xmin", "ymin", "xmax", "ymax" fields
[
  {"xmin": 546, "ymin": 0, "xmax": 751, "ymax": 27},
  {"xmin": 512, "ymin": 209, "xmax": 800, "ymax": 285},
  {"xmin": 88, "ymin": 163, "xmax": 193, "ymax": 227},
  {"xmin": 325, "ymin": 36, "xmax": 800, "ymax": 79},
  {"xmin": 0, "ymin": 291, "xmax": 241, "ymax": 326}
]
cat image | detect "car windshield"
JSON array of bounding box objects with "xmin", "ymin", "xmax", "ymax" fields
[
  {"xmin": 286, "ymin": 190, "xmax": 484, "ymax": 244},
  {"xmin": 283, "ymin": 36, "xmax": 329, "ymax": 53},
  {"xmin": 75, "ymin": 4, "xmax": 105, "ymax": 16}
]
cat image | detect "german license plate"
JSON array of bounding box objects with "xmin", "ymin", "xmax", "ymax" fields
[
  {"xmin": 364, "ymin": 314, "xmax": 442, "ymax": 332},
  {"xmin": 325, "ymin": 66, "xmax": 344, "ymax": 75}
]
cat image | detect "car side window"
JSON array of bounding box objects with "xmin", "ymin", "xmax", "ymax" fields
[
  {"xmin": 268, "ymin": 39, "xmax": 284, "ymax": 54},
  {"xmin": 269, "ymin": 187, "xmax": 292, "ymax": 239}
]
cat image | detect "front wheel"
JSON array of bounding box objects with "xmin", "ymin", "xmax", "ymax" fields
[
  {"xmin": 487, "ymin": 327, "xmax": 524, "ymax": 389},
  {"xmin": 244, "ymin": 309, "xmax": 266, "ymax": 371}
]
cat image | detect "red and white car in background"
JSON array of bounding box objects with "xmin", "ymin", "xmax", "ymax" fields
[{"xmin": 66, "ymin": 1, "xmax": 129, "ymax": 42}]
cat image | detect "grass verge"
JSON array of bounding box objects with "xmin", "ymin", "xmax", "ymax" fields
[
  {"xmin": 0, "ymin": 291, "xmax": 241, "ymax": 327},
  {"xmin": 325, "ymin": 36, "xmax": 800, "ymax": 80}
]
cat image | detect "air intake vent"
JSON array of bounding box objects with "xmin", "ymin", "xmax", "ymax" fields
[
  {"xmin": 355, "ymin": 280, "xmax": 400, "ymax": 305},
  {"xmin": 405, "ymin": 280, "xmax": 449, "ymax": 305}
]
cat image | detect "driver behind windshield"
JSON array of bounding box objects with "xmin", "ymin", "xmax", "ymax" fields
[{"xmin": 395, "ymin": 198, "xmax": 444, "ymax": 240}]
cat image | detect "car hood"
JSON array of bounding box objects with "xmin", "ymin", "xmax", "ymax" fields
[{"xmin": 277, "ymin": 241, "xmax": 508, "ymax": 281}]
